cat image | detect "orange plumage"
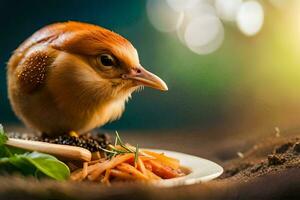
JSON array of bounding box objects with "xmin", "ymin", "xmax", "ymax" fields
[{"xmin": 7, "ymin": 21, "xmax": 167, "ymax": 135}]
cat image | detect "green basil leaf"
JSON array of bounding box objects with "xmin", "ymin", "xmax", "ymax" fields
[
  {"xmin": 7, "ymin": 146, "xmax": 28, "ymax": 155},
  {"xmin": 0, "ymin": 158, "xmax": 18, "ymax": 175},
  {"xmin": 0, "ymin": 152, "xmax": 70, "ymax": 180},
  {"xmin": 0, "ymin": 124, "xmax": 8, "ymax": 146},
  {"xmin": 0, "ymin": 125, "xmax": 28, "ymax": 157},
  {"xmin": 7, "ymin": 156, "xmax": 37, "ymax": 175},
  {"xmin": 34, "ymin": 169, "xmax": 48, "ymax": 179},
  {"xmin": 20, "ymin": 152, "xmax": 70, "ymax": 180},
  {"xmin": 0, "ymin": 146, "xmax": 12, "ymax": 157},
  {"xmin": 0, "ymin": 156, "xmax": 35, "ymax": 176},
  {"xmin": 0, "ymin": 125, "xmax": 70, "ymax": 180}
]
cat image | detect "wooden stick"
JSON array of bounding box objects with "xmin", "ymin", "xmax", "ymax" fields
[{"xmin": 6, "ymin": 138, "xmax": 91, "ymax": 161}]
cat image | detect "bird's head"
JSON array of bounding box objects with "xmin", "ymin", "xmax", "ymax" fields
[
  {"xmin": 45, "ymin": 22, "xmax": 167, "ymax": 95},
  {"xmin": 30, "ymin": 22, "xmax": 168, "ymax": 110}
]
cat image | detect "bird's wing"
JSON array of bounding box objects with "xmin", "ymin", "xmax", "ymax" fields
[{"xmin": 14, "ymin": 50, "xmax": 54, "ymax": 94}]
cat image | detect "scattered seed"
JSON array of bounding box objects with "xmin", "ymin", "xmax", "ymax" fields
[
  {"xmin": 274, "ymin": 142, "xmax": 292, "ymax": 154},
  {"xmin": 293, "ymin": 142, "xmax": 300, "ymax": 153},
  {"xmin": 275, "ymin": 127, "xmax": 280, "ymax": 137},
  {"xmin": 267, "ymin": 155, "xmax": 286, "ymax": 166},
  {"xmin": 237, "ymin": 152, "xmax": 244, "ymax": 158}
]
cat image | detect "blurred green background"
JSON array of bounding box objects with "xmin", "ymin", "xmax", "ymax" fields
[{"xmin": 1, "ymin": 0, "xmax": 300, "ymax": 135}]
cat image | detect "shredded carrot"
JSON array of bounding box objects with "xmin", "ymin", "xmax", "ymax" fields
[
  {"xmin": 70, "ymin": 168, "xmax": 83, "ymax": 181},
  {"xmin": 144, "ymin": 159, "xmax": 182, "ymax": 179},
  {"xmin": 140, "ymin": 156, "xmax": 155, "ymax": 162},
  {"xmin": 91, "ymin": 151, "xmax": 101, "ymax": 160},
  {"xmin": 101, "ymin": 169, "xmax": 111, "ymax": 184},
  {"xmin": 87, "ymin": 161, "xmax": 106, "ymax": 173},
  {"xmin": 70, "ymin": 162, "xmax": 89, "ymax": 181},
  {"xmin": 88, "ymin": 158, "xmax": 106, "ymax": 165},
  {"xmin": 142, "ymin": 150, "xmax": 180, "ymax": 169},
  {"xmin": 69, "ymin": 148, "xmax": 186, "ymax": 184},
  {"xmin": 116, "ymin": 163, "xmax": 149, "ymax": 180},
  {"xmin": 137, "ymin": 157, "xmax": 147, "ymax": 176},
  {"xmin": 144, "ymin": 161, "xmax": 153, "ymax": 171},
  {"xmin": 82, "ymin": 162, "xmax": 88, "ymax": 179},
  {"xmin": 110, "ymin": 169, "xmax": 136, "ymax": 180},
  {"xmin": 146, "ymin": 169, "xmax": 162, "ymax": 180},
  {"xmin": 88, "ymin": 154, "xmax": 134, "ymax": 181}
]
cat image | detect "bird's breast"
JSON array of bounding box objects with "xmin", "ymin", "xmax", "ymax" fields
[{"xmin": 80, "ymin": 97, "xmax": 126, "ymax": 133}]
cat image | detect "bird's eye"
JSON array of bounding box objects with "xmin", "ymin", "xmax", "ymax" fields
[{"xmin": 99, "ymin": 54, "xmax": 115, "ymax": 67}]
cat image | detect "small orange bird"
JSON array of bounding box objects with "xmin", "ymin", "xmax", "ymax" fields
[{"xmin": 7, "ymin": 21, "xmax": 168, "ymax": 136}]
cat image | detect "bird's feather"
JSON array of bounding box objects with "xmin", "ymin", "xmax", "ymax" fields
[{"xmin": 16, "ymin": 51, "xmax": 53, "ymax": 93}]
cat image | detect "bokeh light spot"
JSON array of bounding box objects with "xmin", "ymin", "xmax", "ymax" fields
[
  {"xmin": 215, "ymin": 0, "xmax": 242, "ymax": 21},
  {"xmin": 237, "ymin": 1, "xmax": 264, "ymax": 36},
  {"xmin": 184, "ymin": 15, "xmax": 224, "ymax": 55},
  {"xmin": 147, "ymin": 0, "xmax": 184, "ymax": 32},
  {"xmin": 269, "ymin": 0, "xmax": 287, "ymax": 9},
  {"xmin": 177, "ymin": 2, "xmax": 216, "ymax": 44},
  {"xmin": 166, "ymin": 0, "xmax": 200, "ymax": 12}
]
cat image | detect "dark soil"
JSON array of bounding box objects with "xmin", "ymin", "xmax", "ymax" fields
[{"xmin": 221, "ymin": 137, "xmax": 300, "ymax": 181}]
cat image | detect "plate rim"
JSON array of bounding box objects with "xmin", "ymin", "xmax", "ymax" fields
[{"xmin": 142, "ymin": 148, "xmax": 223, "ymax": 187}]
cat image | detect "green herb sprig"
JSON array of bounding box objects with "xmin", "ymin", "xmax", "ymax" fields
[
  {"xmin": 0, "ymin": 124, "xmax": 70, "ymax": 180},
  {"xmin": 99, "ymin": 131, "xmax": 139, "ymax": 165}
]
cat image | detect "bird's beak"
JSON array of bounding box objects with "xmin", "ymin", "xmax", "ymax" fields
[{"xmin": 122, "ymin": 66, "xmax": 168, "ymax": 91}]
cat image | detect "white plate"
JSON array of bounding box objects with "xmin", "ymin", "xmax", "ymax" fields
[{"xmin": 145, "ymin": 149, "xmax": 223, "ymax": 187}]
